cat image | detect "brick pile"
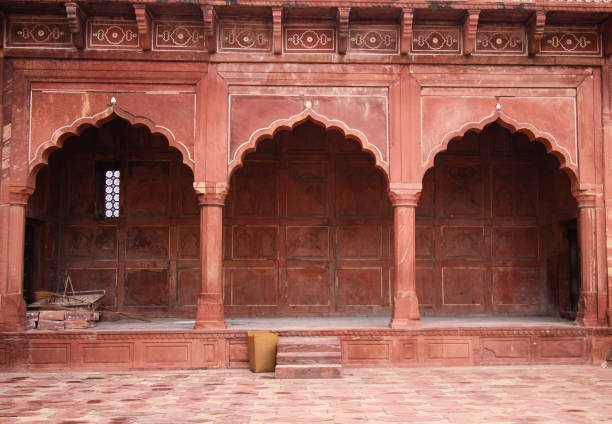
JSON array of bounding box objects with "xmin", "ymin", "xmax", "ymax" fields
[{"xmin": 26, "ymin": 310, "xmax": 100, "ymax": 330}]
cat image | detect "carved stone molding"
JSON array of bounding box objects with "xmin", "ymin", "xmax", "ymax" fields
[
  {"xmin": 133, "ymin": 4, "xmax": 151, "ymax": 51},
  {"xmin": 272, "ymin": 7, "xmax": 282, "ymax": 54},
  {"xmin": 194, "ymin": 181, "xmax": 228, "ymax": 206},
  {"xmin": 337, "ymin": 7, "xmax": 350, "ymax": 54},
  {"xmin": 573, "ymin": 190, "xmax": 597, "ymax": 208},
  {"xmin": 463, "ymin": 9, "xmax": 479, "ymax": 56},
  {"xmin": 65, "ymin": 2, "xmax": 85, "ymax": 49},
  {"xmin": 202, "ymin": 5, "xmax": 217, "ymax": 54},
  {"xmin": 528, "ymin": 11, "xmax": 546, "ymax": 56},
  {"xmin": 389, "ymin": 183, "xmax": 422, "ymax": 207},
  {"xmin": 7, "ymin": 185, "xmax": 34, "ymax": 205},
  {"xmin": 400, "ymin": 9, "xmax": 413, "ymax": 55}
]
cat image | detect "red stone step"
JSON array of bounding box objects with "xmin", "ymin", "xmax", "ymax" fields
[
  {"xmin": 275, "ymin": 364, "xmax": 342, "ymax": 379},
  {"xmin": 275, "ymin": 336, "xmax": 342, "ymax": 379},
  {"xmin": 276, "ymin": 337, "xmax": 341, "ymax": 353},
  {"xmin": 276, "ymin": 351, "xmax": 341, "ymax": 365}
]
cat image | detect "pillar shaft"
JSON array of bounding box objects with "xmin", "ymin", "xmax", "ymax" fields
[
  {"xmin": 389, "ymin": 187, "xmax": 421, "ymax": 328},
  {"xmin": 574, "ymin": 191, "xmax": 599, "ymax": 327},
  {"xmin": 194, "ymin": 182, "xmax": 227, "ymax": 329},
  {"xmin": 0, "ymin": 185, "xmax": 33, "ymax": 332}
]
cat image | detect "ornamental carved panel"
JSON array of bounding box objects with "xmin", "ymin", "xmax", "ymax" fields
[
  {"xmin": 474, "ymin": 26, "xmax": 526, "ymax": 55},
  {"xmin": 219, "ymin": 23, "xmax": 272, "ymax": 52},
  {"xmin": 348, "ymin": 25, "xmax": 399, "ymax": 54},
  {"xmin": 411, "ymin": 25, "xmax": 460, "ymax": 54},
  {"xmin": 88, "ymin": 19, "xmax": 140, "ymax": 50},
  {"xmin": 7, "ymin": 18, "xmax": 72, "ymax": 48},
  {"xmin": 284, "ymin": 27, "xmax": 335, "ymax": 53},
  {"xmin": 540, "ymin": 27, "xmax": 601, "ymax": 56},
  {"xmin": 153, "ymin": 21, "xmax": 205, "ymax": 51}
]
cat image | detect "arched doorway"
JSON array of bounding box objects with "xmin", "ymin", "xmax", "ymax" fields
[
  {"xmin": 24, "ymin": 117, "xmax": 200, "ymax": 317},
  {"xmin": 415, "ymin": 122, "xmax": 578, "ymax": 318},
  {"xmin": 224, "ymin": 119, "xmax": 393, "ymax": 316}
]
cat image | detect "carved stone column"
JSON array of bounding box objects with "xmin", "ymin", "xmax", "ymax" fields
[
  {"xmin": 193, "ymin": 182, "xmax": 227, "ymax": 329},
  {"xmin": 389, "ymin": 186, "xmax": 421, "ymax": 328},
  {"xmin": 573, "ymin": 190, "xmax": 599, "ymax": 327},
  {"xmin": 0, "ymin": 185, "xmax": 34, "ymax": 332}
]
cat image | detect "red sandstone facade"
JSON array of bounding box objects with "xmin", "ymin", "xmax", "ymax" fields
[{"xmin": 2, "ymin": 0, "xmax": 612, "ymax": 370}]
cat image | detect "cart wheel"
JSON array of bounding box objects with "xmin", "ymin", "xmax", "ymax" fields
[{"xmin": 602, "ymin": 361, "xmax": 608, "ymax": 369}]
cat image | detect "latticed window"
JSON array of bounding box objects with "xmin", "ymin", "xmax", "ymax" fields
[{"xmin": 104, "ymin": 170, "xmax": 120, "ymax": 218}]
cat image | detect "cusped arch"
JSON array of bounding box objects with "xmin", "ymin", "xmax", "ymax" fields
[
  {"xmin": 423, "ymin": 112, "xmax": 578, "ymax": 189},
  {"xmin": 228, "ymin": 108, "xmax": 390, "ymax": 181},
  {"xmin": 28, "ymin": 104, "xmax": 195, "ymax": 186}
]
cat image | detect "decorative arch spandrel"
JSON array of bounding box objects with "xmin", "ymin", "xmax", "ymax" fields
[
  {"xmin": 228, "ymin": 107, "xmax": 390, "ymax": 181},
  {"xmin": 421, "ymin": 96, "xmax": 579, "ymax": 187},
  {"xmin": 227, "ymin": 91, "xmax": 390, "ymax": 179},
  {"xmin": 28, "ymin": 92, "xmax": 196, "ymax": 186}
]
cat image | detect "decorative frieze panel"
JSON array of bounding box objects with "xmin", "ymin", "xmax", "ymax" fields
[
  {"xmin": 88, "ymin": 19, "xmax": 140, "ymax": 50},
  {"xmin": 284, "ymin": 27, "xmax": 335, "ymax": 53},
  {"xmin": 153, "ymin": 21, "xmax": 205, "ymax": 51},
  {"xmin": 219, "ymin": 23, "xmax": 272, "ymax": 52},
  {"xmin": 7, "ymin": 18, "xmax": 72, "ymax": 48},
  {"xmin": 348, "ymin": 25, "xmax": 399, "ymax": 54},
  {"xmin": 474, "ymin": 26, "xmax": 526, "ymax": 55},
  {"xmin": 540, "ymin": 27, "xmax": 601, "ymax": 56},
  {"xmin": 411, "ymin": 25, "xmax": 460, "ymax": 54}
]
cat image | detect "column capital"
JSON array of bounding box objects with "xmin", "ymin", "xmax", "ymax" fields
[
  {"xmin": 2, "ymin": 184, "xmax": 34, "ymax": 205},
  {"xmin": 389, "ymin": 183, "xmax": 421, "ymax": 207},
  {"xmin": 572, "ymin": 188, "xmax": 598, "ymax": 208},
  {"xmin": 194, "ymin": 181, "xmax": 228, "ymax": 206}
]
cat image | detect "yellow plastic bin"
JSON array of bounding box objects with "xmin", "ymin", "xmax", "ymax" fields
[{"xmin": 248, "ymin": 331, "xmax": 278, "ymax": 373}]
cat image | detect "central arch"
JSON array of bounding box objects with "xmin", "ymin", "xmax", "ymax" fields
[{"xmin": 223, "ymin": 119, "xmax": 393, "ymax": 316}]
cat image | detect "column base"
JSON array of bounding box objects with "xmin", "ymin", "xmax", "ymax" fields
[
  {"xmin": 389, "ymin": 318, "xmax": 421, "ymax": 329},
  {"xmin": 575, "ymin": 316, "xmax": 601, "ymax": 327},
  {"xmin": 194, "ymin": 294, "xmax": 225, "ymax": 330},
  {"xmin": 0, "ymin": 293, "xmax": 26, "ymax": 332}
]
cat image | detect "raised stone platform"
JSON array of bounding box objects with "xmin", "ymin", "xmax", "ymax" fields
[{"xmin": 1, "ymin": 316, "xmax": 611, "ymax": 372}]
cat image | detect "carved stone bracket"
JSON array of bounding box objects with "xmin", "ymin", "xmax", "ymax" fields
[
  {"xmin": 400, "ymin": 8, "xmax": 413, "ymax": 55},
  {"xmin": 528, "ymin": 11, "xmax": 546, "ymax": 56},
  {"xmin": 194, "ymin": 181, "xmax": 228, "ymax": 206},
  {"xmin": 463, "ymin": 9, "xmax": 479, "ymax": 56},
  {"xmin": 133, "ymin": 4, "xmax": 151, "ymax": 51},
  {"xmin": 389, "ymin": 183, "xmax": 422, "ymax": 208},
  {"xmin": 65, "ymin": 2, "xmax": 85, "ymax": 49},
  {"xmin": 202, "ymin": 5, "xmax": 217, "ymax": 54},
  {"xmin": 272, "ymin": 7, "xmax": 282, "ymax": 54},
  {"xmin": 337, "ymin": 7, "xmax": 350, "ymax": 55}
]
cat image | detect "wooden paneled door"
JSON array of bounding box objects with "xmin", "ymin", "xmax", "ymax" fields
[
  {"xmin": 223, "ymin": 121, "xmax": 393, "ymax": 316},
  {"xmin": 25, "ymin": 118, "xmax": 201, "ymax": 317},
  {"xmin": 415, "ymin": 123, "xmax": 577, "ymax": 315}
]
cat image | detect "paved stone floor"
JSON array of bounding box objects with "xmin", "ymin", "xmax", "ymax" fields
[{"xmin": 0, "ymin": 365, "xmax": 610, "ymax": 423}]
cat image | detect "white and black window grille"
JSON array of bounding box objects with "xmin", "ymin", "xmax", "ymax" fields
[{"xmin": 104, "ymin": 170, "xmax": 120, "ymax": 218}]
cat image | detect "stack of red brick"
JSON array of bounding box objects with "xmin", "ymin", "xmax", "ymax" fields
[{"xmin": 26, "ymin": 310, "xmax": 100, "ymax": 330}]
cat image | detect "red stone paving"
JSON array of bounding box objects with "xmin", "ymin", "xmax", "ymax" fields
[{"xmin": 1, "ymin": 366, "xmax": 611, "ymax": 423}]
